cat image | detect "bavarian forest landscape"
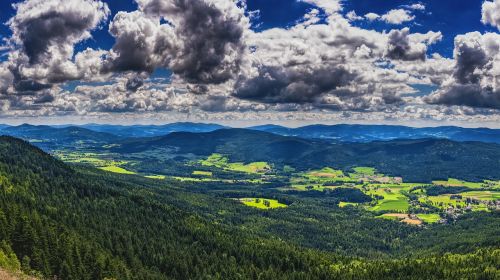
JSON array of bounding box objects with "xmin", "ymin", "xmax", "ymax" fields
[{"xmin": 0, "ymin": 0, "xmax": 499, "ymax": 279}]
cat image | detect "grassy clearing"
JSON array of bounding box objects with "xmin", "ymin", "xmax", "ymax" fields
[
  {"xmin": 200, "ymin": 153, "xmax": 228, "ymax": 168},
  {"xmin": 432, "ymin": 178, "xmax": 484, "ymax": 189},
  {"xmin": 99, "ymin": 166, "xmax": 136, "ymax": 175},
  {"xmin": 366, "ymin": 186, "xmax": 410, "ymax": 212},
  {"xmin": 192, "ymin": 171, "xmax": 213, "ymax": 177},
  {"xmin": 352, "ymin": 167, "xmax": 376, "ymax": 175},
  {"xmin": 339, "ymin": 202, "xmax": 358, "ymax": 208},
  {"xmin": 307, "ymin": 167, "xmax": 344, "ymax": 178},
  {"xmin": 239, "ymin": 198, "xmax": 287, "ymax": 209},
  {"xmin": 461, "ymin": 191, "xmax": 500, "ymax": 201},
  {"xmin": 420, "ymin": 195, "xmax": 466, "ymax": 209},
  {"xmin": 200, "ymin": 154, "xmax": 271, "ymax": 174},
  {"xmin": 227, "ymin": 162, "xmax": 270, "ymax": 174},
  {"xmin": 288, "ymin": 167, "xmax": 353, "ymax": 191},
  {"xmin": 370, "ymin": 199, "xmax": 409, "ymax": 212},
  {"xmin": 417, "ymin": 214, "xmax": 441, "ymax": 224}
]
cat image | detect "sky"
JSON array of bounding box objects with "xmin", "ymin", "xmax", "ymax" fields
[{"xmin": 0, "ymin": 0, "xmax": 499, "ymax": 127}]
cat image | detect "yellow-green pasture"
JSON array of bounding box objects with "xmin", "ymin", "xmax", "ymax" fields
[
  {"xmin": 460, "ymin": 191, "xmax": 500, "ymax": 201},
  {"xmin": 432, "ymin": 178, "xmax": 486, "ymax": 189},
  {"xmin": 339, "ymin": 202, "xmax": 359, "ymax": 208},
  {"xmin": 228, "ymin": 162, "xmax": 270, "ymax": 174},
  {"xmin": 99, "ymin": 166, "xmax": 136, "ymax": 174},
  {"xmin": 200, "ymin": 153, "xmax": 271, "ymax": 174},
  {"xmin": 366, "ymin": 185, "xmax": 411, "ymax": 212},
  {"xmin": 417, "ymin": 214, "xmax": 441, "ymax": 224},
  {"xmin": 352, "ymin": 167, "xmax": 377, "ymax": 176},
  {"xmin": 239, "ymin": 198, "xmax": 287, "ymax": 209},
  {"xmin": 192, "ymin": 171, "xmax": 213, "ymax": 177}
]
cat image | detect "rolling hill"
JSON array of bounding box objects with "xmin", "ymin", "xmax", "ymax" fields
[{"xmin": 112, "ymin": 128, "xmax": 500, "ymax": 182}]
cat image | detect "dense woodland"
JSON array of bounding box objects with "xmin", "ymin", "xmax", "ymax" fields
[{"xmin": 0, "ymin": 136, "xmax": 498, "ymax": 279}]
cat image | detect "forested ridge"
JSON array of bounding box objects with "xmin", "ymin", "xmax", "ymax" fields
[
  {"xmin": 113, "ymin": 129, "xmax": 500, "ymax": 182},
  {"xmin": 0, "ymin": 136, "xmax": 498, "ymax": 279}
]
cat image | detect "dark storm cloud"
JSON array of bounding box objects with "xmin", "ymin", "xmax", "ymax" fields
[
  {"xmin": 126, "ymin": 76, "xmax": 145, "ymax": 92},
  {"xmin": 425, "ymin": 32, "xmax": 500, "ymax": 109},
  {"xmin": 427, "ymin": 84, "xmax": 500, "ymax": 109},
  {"xmin": 159, "ymin": 0, "xmax": 246, "ymax": 84},
  {"xmin": 453, "ymin": 39, "xmax": 489, "ymax": 84},
  {"xmin": 33, "ymin": 91, "xmax": 55, "ymax": 103},
  {"xmin": 10, "ymin": 9, "xmax": 102, "ymax": 64},
  {"xmin": 4, "ymin": 0, "xmax": 110, "ymax": 91},
  {"xmin": 14, "ymin": 79, "xmax": 52, "ymax": 93},
  {"xmin": 386, "ymin": 28, "xmax": 426, "ymax": 61},
  {"xmin": 104, "ymin": 11, "xmax": 174, "ymax": 73},
  {"xmin": 107, "ymin": 0, "xmax": 247, "ymax": 85},
  {"xmin": 233, "ymin": 65, "xmax": 357, "ymax": 104},
  {"xmin": 8, "ymin": 67, "xmax": 52, "ymax": 93}
]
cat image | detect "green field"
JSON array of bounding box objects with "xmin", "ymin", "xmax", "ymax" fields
[
  {"xmin": 420, "ymin": 195, "xmax": 466, "ymax": 208},
  {"xmin": 227, "ymin": 162, "xmax": 270, "ymax": 173},
  {"xmin": 352, "ymin": 167, "xmax": 377, "ymax": 175},
  {"xmin": 370, "ymin": 199, "xmax": 409, "ymax": 212},
  {"xmin": 417, "ymin": 214, "xmax": 441, "ymax": 224},
  {"xmin": 239, "ymin": 198, "xmax": 288, "ymax": 209},
  {"xmin": 200, "ymin": 154, "xmax": 271, "ymax": 174},
  {"xmin": 366, "ymin": 186, "xmax": 411, "ymax": 212},
  {"xmin": 192, "ymin": 170, "xmax": 213, "ymax": 177},
  {"xmin": 100, "ymin": 166, "xmax": 136, "ymax": 174},
  {"xmin": 461, "ymin": 191, "xmax": 500, "ymax": 201},
  {"xmin": 339, "ymin": 202, "xmax": 359, "ymax": 208},
  {"xmin": 432, "ymin": 178, "xmax": 485, "ymax": 189}
]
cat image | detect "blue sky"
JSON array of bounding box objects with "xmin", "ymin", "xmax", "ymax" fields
[{"xmin": 0, "ymin": 0, "xmax": 499, "ymax": 126}]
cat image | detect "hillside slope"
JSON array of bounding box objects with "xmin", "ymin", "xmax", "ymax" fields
[{"xmin": 0, "ymin": 136, "xmax": 498, "ymax": 279}]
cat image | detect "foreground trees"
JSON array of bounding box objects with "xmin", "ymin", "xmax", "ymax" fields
[{"xmin": 0, "ymin": 137, "xmax": 498, "ymax": 279}]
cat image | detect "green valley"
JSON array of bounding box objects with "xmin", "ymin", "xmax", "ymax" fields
[{"xmin": 0, "ymin": 127, "xmax": 498, "ymax": 279}]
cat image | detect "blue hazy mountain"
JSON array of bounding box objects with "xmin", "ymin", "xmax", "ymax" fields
[
  {"xmin": 74, "ymin": 122, "xmax": 227, "ymax": 137},
  {"xmin": 248, "ymin": 124, "xmax": 500, "ymax": 144},
  {"xmin": 0, "ymin": 124, "xmax": 120, "ymax": 150}
]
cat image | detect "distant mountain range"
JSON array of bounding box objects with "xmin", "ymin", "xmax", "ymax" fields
[
  {"xmin": 56, "ymin": 122, "xmax": 227, "ymax": 137},
  {"xmin": 0, "ymin": 123, "xmax": 499, "ymax": 145},
  {"xmin": 0, "ymin": 124, "xmax": 119, "ymax": 150},
  {"xmin": 248, "ymin": 124, "xmax": 500, "ymax": 144}
]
